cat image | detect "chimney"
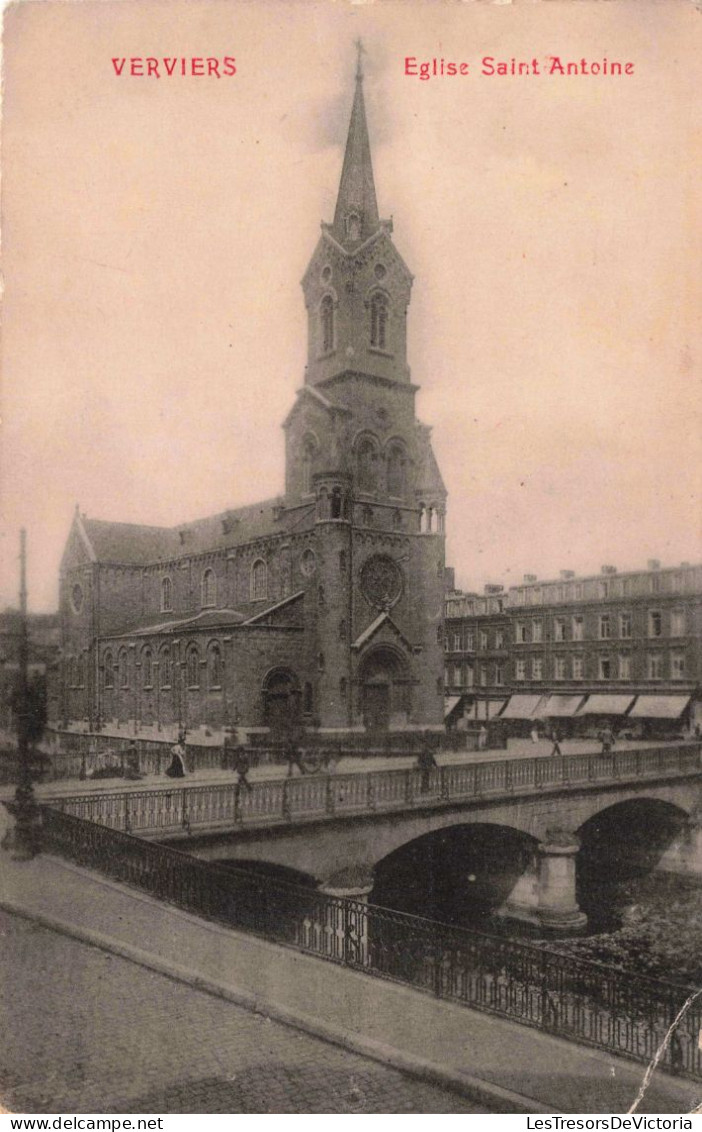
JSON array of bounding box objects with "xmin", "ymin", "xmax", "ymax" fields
[
  {"xmin": 560, "ymin": 570, "xmax": 575, "ymax": 580},
  {"xmin": 601, "ymin": 565, "xmax": 617, "ymax": 575},
  {"xmin": 647, "ymin": 559, "xmax": 661, "ymax": 572},
  {"xmin": 484, "ymin": 584, "xmax": 504, "ymax": 594},
  {"xmin": 523, "ymin": 574, "xmax": 537, "ymax": 583}
]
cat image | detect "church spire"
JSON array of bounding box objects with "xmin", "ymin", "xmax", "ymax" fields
[{"xmin": 332, "ymin": 42, "xmax": 380, "ymax": 246}]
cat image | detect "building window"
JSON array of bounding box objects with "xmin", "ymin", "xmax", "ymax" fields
[
  {"xmin": 516, "ymin": 622, "xmax": 528, "ymax": 644},
  {"xmin": 186, "ymin": 645, "xmax": 200, "ymax": 688},
  {"xmin": 465, "ymin": 631, "xmax": 474, "ymax": 651},
  {"xmin": 599, "ymin": 614, "xmax": 611, "ymax": 640},
  {"xmin": 302, "ymin": 437, "xmax": 317, "ymax": 494},
  {"xmin": 320, "ymin": 294, "xmax": 334, "ymax": 353},
  {"xmin": 201, "ymin": 568, "xmax": 216, "ymax": 609},
  {"xmin": 554, "ymin": 618, "xmax": 566, "ymax": 642},
  {"xmin": 356, "ymin": 436, "xmax": 378, "ymax": 493},
  {"xmin": 250, "ymin": 559, "xmax": 267, "ymax": 602},
  {"xmin": 453, "ymin": 664, "xmax": 463, "ymax": 686},
  {"xmin": 103, "ymin": 652, "xmax": 114, "ymax": 689},
  {"xmin": 572, "ymin": 656, "xmax": 584, "ymax": 680},
  {"xmin": 370, "ymin": 292, "xmax": 389, "ymax": 349},
  {"xmin": 598, "ymin": 655, "xmax": 612, "ymax": 680},
  {"xmin": 619, "ymin": 654, "xmax": 632, "ymax": 680},
  {"xmin": 477, "ymin": 665, "xmax": 486, "ymax": 686},
  {"xmin": 77, "ymin": 655, "xmax": 85, "ymax": 688},
  {"xmin": 444, "ymin": 666, "xmax": 450, "ymax": 688},
  {"xmin": 142, "ymin": 648, "xmax": 153, "ymax": 688},
  {"xmin": 671, "ymin": 609, "xmax": 686, "ymax": 637},
  {"xmin": 532, "ymin": 657, "xmax": 543, "ymax": 681},
  {"xmin": 161, "ymin": 576, "xmax": 172, "ymax": 613},
  {"xmin": 118, "ymin": 649, "xmax": 129, "ymax": 688},
  {"xmin": 647, "ymin": 653, "xmax": 663, "ymax": 680},
  {"xmin": 572, "ymin": 616, "xmax": 584, "ymax": 641},
  {"xmin": 386, "ymin": 444, "xmax": 406, "ymax": 498},
  {"xmin": 303, "ymin": 682, "xmax": 313, "ymax": 715},
  {"xmin": 532, "ymin": 620, "xmax": 543, "ymax": 643},
  {"xmin": 339, "ymin": 677, "xmax": 347, "ymax": 698},
  {"xmin": 554, "ymin": 656, "xmax": 566, "ymax": 681},
  {"xmin": 495, "ymin": 629, "xmax": 505, "ymax": 649},
  {"xmin": 620, "ymin": 612, "xmax": 632, "ymax": 639},
  {"xmin": 479, "ymin": 630, "xmax": 488, "ymax": 650},
  {"xmin": 208, "ymin": 643, "xmax": 222, "ymax": 689},
  {"xmin": 495, "ymin": 663, "xmax": 504, "ymax": 687},
  {"xmin": 598, "ymin": 581, "xmax": 609, "ymax": 599},
  {"xmin": 671, "ymin": 652, "xmax": 685, "ymax": 680},
  {"xmin": 515, "ymin": 659, "xmax": 526, "ymax": 682},
  {"xmin": 450, "ymin": 632, "xmax": 460, "ymax": 651},
  {"xmin": 648, "ymin": 611, "xmax": 662, "ymax": 638},
  {"xmin": 160, "ymin": 647, "xmax": 171, "ymax": 689}
]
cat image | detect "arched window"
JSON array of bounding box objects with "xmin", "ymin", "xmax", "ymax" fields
[
  {"xmin": 186, "ymin": 645, "xmax": 200, "ymax": 688},
  {"xmin": 161, "ymin": 576, "xmax": 172, "ymax": 613},
  {"xmin": 251, "ymin": 559, "xmax": 267, "ymax": 602},
  {"xmin": 370, "ymin": 293, "xmax": 389, "ymax": 350},
  {"xmin": 104, "ymin": 651, "xmax": 114, "ymax": 689},
  {"xmin": 301, "ymin": 436, "xmax": 317, "ymax": 495},
  {"xmin": 386, "ymin": 443, "xmax": 406, "ymax": 498},
  {"xmin": 160, "ymin": 646, "xmax": 172, "ymax": 688},
  {"xmin": 346, "ymin": 212, "xmax": 361, "ymax": 241},
  {"xmin": 77, "ymin": 655, "xmax": 84, "ymax": 688},
  {"xmin": 118, "ymin": 649, "xmax": 129, "ymax": 688},
  {"xmin": 208, "ymin": 642, "xmax": 222, "ymax": 689},
  {"xmin": 356, "ymin": 436, "xmax": 378, "ymax": 493},
  {"xmin": 201, "ymin": 568, "xmax": 216, "ymax": 609},
  {"xmin": 142, "ymin": 648, "xmax": 153, "ymax": 688},
  {"xmin": 331, "ymin": 487, "xmax": 343, "ymax": 519},
  {"xmin": 320, "ymin": 295, "xmax": 334, "ymax": 353}
]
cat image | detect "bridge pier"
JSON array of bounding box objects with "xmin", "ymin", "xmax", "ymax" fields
[
  {"xmin": 318, "ymin": 868, "xmax": 375, "ymax": 967},
  {"xmin": 657, "ymin": 818, "xmax": 702, "ymax": 878},
  {"xmin": 536, "ymin": 831, "xmax": 587, "ymax": 934}
]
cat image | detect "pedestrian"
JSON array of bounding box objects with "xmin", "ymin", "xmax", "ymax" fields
[
  {"xmin": 285, "ymin": 742, "xmax": 305, "ymax": 778},
  {"xmin": 478, "ymin": 724, "xmax": 488, "ymax": 751},
  {"xmin": 417, "ymin": 744, "xmax": 437, "ymax": 792},
  {"xmin": 166, "ymin": 735, "xmax": 186, "ymax": 778},
  {"xmin": 549, "ymin": 727, "xmax": 563, "ymax": 758},
  {"xmin": 694, "ymin": 723, "xmax": 701, "ymax": 741},
  {"xmin": 233, "ymin": 745, "xmax": 253, "ymax": 794},
  {"xmin": 530, "ymin": 724, "xmax": 540, "ymax": 744},
  {"xmin": 600, "ymin": 724, "xmax": 615, "ymax": 756},
  {"xmin": 125, "ymin": 740, "xmax": 141, "ymax": 780}
]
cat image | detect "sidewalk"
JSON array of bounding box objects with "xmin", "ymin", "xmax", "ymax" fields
[{"xmin": 1, "ymin": 809, "xmax": 700, "ymax": 1114}]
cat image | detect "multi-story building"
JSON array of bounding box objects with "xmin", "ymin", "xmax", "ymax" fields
[
  {"xmin": 444, "ymin": 587, "xmax": 510, "ymax": 723},
  {"xmin": 53, "ymin": 60, "xmax": 447, "ymax": 742},
  {"xmin": 445, "ymin": 561, "xmax": 702, "ymax": 735}
]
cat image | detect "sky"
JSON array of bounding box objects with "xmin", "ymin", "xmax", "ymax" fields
[{"xmin": 1, "ymin": 0, "xmax": 700, "ymax": 611}]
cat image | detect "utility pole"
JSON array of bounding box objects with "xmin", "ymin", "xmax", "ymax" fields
[{"xmin": 3, "ymin": 529, "xmax": 41, "ymax": 859}]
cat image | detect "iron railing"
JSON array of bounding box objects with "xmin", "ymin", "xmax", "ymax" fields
[
  {"xmin": 41, "ymin": 805, "xmax": 702, "ymax": 1081},
  {"xmin": 47, "ymin": 743, "xmax": 702, "ymax": 838}
]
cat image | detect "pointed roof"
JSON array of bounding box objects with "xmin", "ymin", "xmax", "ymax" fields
[{"xmin": 332, "ymin": 54, "xmax": 380, "ymax": 246}]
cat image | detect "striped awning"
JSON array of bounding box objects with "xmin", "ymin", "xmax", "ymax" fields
[
  {"xmin": 629, "ymin": 695, "xmax": 691, "ymax": 719},
  {"xmin": 578, "ymin": 694, "xmax": 636, "ymax": 716},
  {"xmin": 499, "ymin": 694, "xmax": 544, "ymax": 720},
  {"xmin": 541, "ymin": 695, "xmax": 586, "ymax": 718}
]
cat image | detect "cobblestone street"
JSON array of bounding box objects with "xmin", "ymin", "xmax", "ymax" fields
[{"xmin": 0, "ymin": 910, "xmax": 488, "ymax": 1114}]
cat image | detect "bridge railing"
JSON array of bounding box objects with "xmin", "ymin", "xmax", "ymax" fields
[
  {"xmin": 40, "ymin": 804, "xmax": 702, "ymax": 1082},
  {"xmin": 46, "ymin": 742, "xmax": 701, "ymax": 838}
]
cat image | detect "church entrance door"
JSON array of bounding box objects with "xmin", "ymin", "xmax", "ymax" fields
[
  {"xmin": 263, "ymin": 668, "xmax": 301, "ymax": 741},
  {"xmin": 363, "ymin": 683, "xmax": 391, "ymax": 732},
  {"xmin": 359, "ymin": 647, "xmax": 409, "ymax": 733}
]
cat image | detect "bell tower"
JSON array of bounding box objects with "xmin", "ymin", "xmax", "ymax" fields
[{"xmin": 284, "ymin": 49, "xmax": 447, "ymax": 734}]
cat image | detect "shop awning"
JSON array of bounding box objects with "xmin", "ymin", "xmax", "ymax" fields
[
  {"xmin": 578, "ymin": 694, "xmax": 636, "ymax": 716},
  {"xmin": 499, "ymin": 694, "xmax": 545, "ymax": 720},
  {"xmin": 476, "ymin": 698, "xmax": 508, "ymax": 721},
  {"xmin": 541, "ymin": 695, "xmax": 586, "ymax": 718},
  {"xmin": 444, "ymin": 696, "xmax": 462, "ymax": 720},
  {"xmin": 629, "ymin": 695, "xmax": 691, "ymax": 719}
]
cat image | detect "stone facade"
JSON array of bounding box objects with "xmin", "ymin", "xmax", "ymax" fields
[{"xmin": 54, "ymin": 64, "xmax": 446, "ymax": 741}]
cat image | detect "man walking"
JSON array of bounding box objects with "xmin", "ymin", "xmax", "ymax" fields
[
  {"xmin": 285, "ymin": 742, "xmax": 306, "ymax": 778},
  {"xmin": 549, "ymin": 727, "xmax": 563, "ymax": 758},
  {"xmin": 234, "ymin": 746, "xmax": 253, "ymax": 795}
]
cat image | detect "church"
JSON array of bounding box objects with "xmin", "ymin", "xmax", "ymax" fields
[{"xmin": 55, "ymin": 58, "xmax": 448, "ymax": 743}]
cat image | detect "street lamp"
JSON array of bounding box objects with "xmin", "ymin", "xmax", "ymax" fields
[{"xmin": 2, "ymin": 530, "xmax": 41, "ymax": 859}]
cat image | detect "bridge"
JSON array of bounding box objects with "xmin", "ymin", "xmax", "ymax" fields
[{"xmin": 51, "ymin": 742, "xmax": 702, "ymax": 931}]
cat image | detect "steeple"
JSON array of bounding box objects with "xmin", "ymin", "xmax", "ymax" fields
[{"xmin": 331, "ymin": 42, "xmax": 380, "ymax": 247}]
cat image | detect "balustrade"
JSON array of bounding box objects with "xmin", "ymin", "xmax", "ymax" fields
[{"xmin": 47, "ymin": 742, "xmax": 701, "ymax": 839}]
